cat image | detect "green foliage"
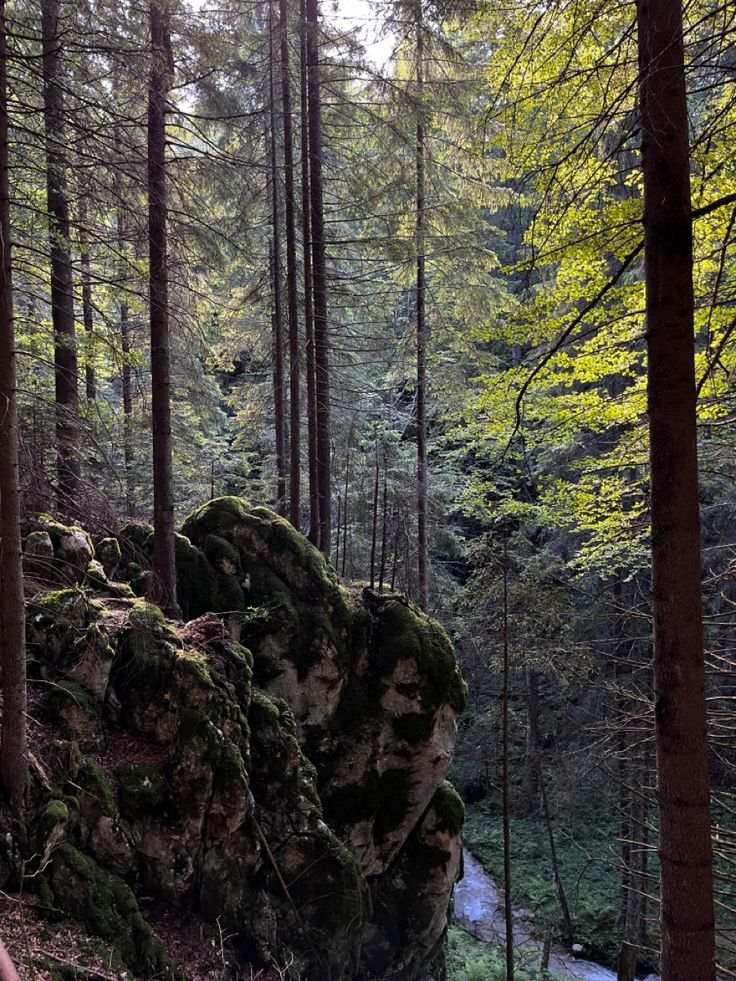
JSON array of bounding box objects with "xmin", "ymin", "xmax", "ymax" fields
[{"xmin": 464, "ymin": 800, "xmax": 620, "ymax": 962}]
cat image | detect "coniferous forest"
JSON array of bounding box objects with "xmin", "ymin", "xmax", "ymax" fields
[{"xmin": 0, "ymin": 0, "xmax": 735, "ymax": 978}]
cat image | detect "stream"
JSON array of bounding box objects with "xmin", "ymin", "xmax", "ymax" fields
[{"xmin": 453, "ymin": 850, "xmax": 658, "ymax": 981}]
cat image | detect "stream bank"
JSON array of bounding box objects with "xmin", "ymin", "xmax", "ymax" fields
[{"xmin": 453, "ymin": 850, "xmax": 658, "ymax": 981}]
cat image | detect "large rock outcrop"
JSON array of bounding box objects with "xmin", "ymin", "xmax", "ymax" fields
[{"xmin": 9, "ymin": 500, "xmax": 467, "ymax": 980}]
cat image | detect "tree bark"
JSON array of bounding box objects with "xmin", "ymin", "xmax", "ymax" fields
[
  {"xmin": 148, "ymin": 0, "xmax": 178, "ymax": 615},
  {"xmin": 279, "ymin": 0, "xmax": 301, "ymax": 528},
  {"xmin": 78, "ymin": 184, "xmax": 95, "ymax": 401},
  {"xmin": 0, "ymin": 0, "xmax": 28, "ymax": 814},
  {"xmin": 415, "ymin": 7, "xmax": 428, "ymax": 611},
  {"xmin": 269, "ymin": 10, "xmax": 288, "ymax": 515},
  {"xmin": 370, "ymin": 430, "xmax": 380, "ymax": 588},
  {"xmin": 306, "ymin": 0, "xmax": 331, "ymax": 554},
  {"xmin": 299, "ymin": 0, "xmax": 319, "ymax": 545},
  {"xmin": 636, "ymin": 0, "xmax": 715, "ymax": 975},
  {"xmin": 378, "ymin": 453, "xmax": 388, "ymax": 591},
  {"xmin": 501, "ymin": 543, "xmax": 514, "ymax": 981},
  {"xmin": 42, "ymin": 0, "xmax": 80, "ymax": 512},
  {"xmin": 118, "ymin": 211, "xmax": 135, "ymax": 517}
]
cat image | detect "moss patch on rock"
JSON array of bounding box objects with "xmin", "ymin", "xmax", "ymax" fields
[
  {"xmin": 430, "ymin": 781, "xmax": 465, "ymax": 837},
  {"xmin": 49, "ymin": 844, "xmax": 170, "ymax": 977}
]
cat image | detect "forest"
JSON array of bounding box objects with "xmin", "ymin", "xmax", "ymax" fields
[{"xmin": 0, "ymin": 0, "xmax": 734, "ymax": 978}]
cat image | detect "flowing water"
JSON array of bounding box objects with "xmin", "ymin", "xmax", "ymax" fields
[{"xmin": 453, "ymin": 850, "xmax": 658, "ymax": 981}]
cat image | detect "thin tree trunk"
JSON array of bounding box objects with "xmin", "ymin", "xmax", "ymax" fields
[
  {"xmin": 334, "ymin": 492, "xmax": 341, "ymax": 570},
  {"xmin": 415, "ymin": 8, "xmax": 428, "ymax": 611},
  {"xmin": 299, "ymin": 0, "xmax": 318, "ymax": 545},
  {"xmin": 520, "ymin": 665, "xmax": 539, "ymax": 811},
  {"xmin": 118, "ymin": 211, "xmax": 134, "ymax": 517},
  {"xmin": 341, "ymin": 437, "xmax": 351, "ymax": 578},
  {"xmin": 268, "ymin": 12, "xmax": 288, "ymax": 515},
  {"xmin": 390, "ymin": 510, "xmax": 399, "ymax": 591},
  {"xmin": 637, "ymin": 0, "xmax": 715, "ymax": 976},
  {"xmin": 148, "ymin": 0, "xmax": 178, "ymax": 616},
  {"xmin": 369, "ymin": 429, "xmax": 380, "ymax": 588},
  {"xmin": 539, "ymin": 763, "xmax": 574, "ymax": 946},
  {"xmin": 306, "ymin": 0, "xmax": 331, "ymax": 554},
  {"xmin": 0, "ymin": 0, "xmax": 27, "ymax": 814},
  {"xmin": 378, "ymin": 453, "xmax": 388, "ymax": 591},
  {"xmin": 269, "ymin": 236, "xmax": 287, "ymax": 514},
  {"xmin": 78, "ymin": 183, "xmax": 95, "ymax": 401},
  {"xmin": 279, "ymin": 0, "xmax": 300, "ymax": 528},
  {"xmin": 501, "ymin": 542, "xmax": 514, "ymax": 981},
  {"xmin": 42, "ymin": 0, "xmax": 80, "ymax": 512}
]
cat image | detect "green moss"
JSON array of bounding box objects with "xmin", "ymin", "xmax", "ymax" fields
[
  {"xmin": 77, "ymin": 757, "xmax": 116, "ymax": 815},
  {"xmin": 129, "ymin": 598, "xmax": 167, "ymax": 631},
  {"xmin": 215, "ymin": 571, "xmax": 245, "ymax": 613},
  {"xmin": 181, "ymin": 496, "xmax": 252, "ymax": 542},
  {"xmin": 372, "ymin": 600, "xmax": 468, "ymax": 714},
  {"xmin": 114, "ymin": 763, "xmax": 167, "ymax": 816},
  {"xmin": 175, "ymin": 648, "xmax": 214, "ymax": 687},
  {"xmin": 39, "ymin": 799, "xmax": 69, "ymax": 842},
  {"xmin": 96, "ymin": 537, "xmax": 121, "ymax": 571},
  {"xmin": 30, "ymin": 588, "xmax": 98, "ymax": 629},
  {"xmin": 175, "ymin": 533, "xmax": 219, "ymax": 620},
  {"xmin": 249, "ymin": 688, "xmax": 281, "ymax": 724},
  {"xmin": 431, "ymin": 781, "xmax": 465, "ymax": 837},
  {"xmin": 178, "ymin": 706, "xmax": 224, "ymax": 765},
  {"xmin": 50, "ymin": 844, "xmax": 170, "ymax": 977},
  {"xmin": 85, "ymin": 559, "xmax": 107, "ymax": 588},
  {"xmin": 203, "ymin": 534, "xmax": 241, "ymax": 573}
]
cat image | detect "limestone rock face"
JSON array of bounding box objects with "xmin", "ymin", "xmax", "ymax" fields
[{"xmin": 15, "ymin": 499, "xmax": 467, "ymax": 981}]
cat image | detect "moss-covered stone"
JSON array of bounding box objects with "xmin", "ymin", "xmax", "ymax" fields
[
  {"xmin": 47, "ymin": 681, "xmax": 100, "ymax": 748},
  {"xmin": 49, "ymin": 844, "xmax": 170, "ymax": 977},
  {"xmin": 430, "ymin": 781, "xmax": 464, "ymax": 837},
  {"xmin": 371, "ymin": 600, "xmax": 467, "ymax": 714},
  {"xmin": 181, "ymin": 496, "xmax": 252, "ymax": 541},
  {"xmin": 174, "ymin": 533, "xmax": 219, "ymax": 620},
  {"xmin": 96, "ymin": 537, "xmax": 121, "ymax": 576},
  {"xmin": 38, "ymin": 799, "xmax": 69, "ymax": 844},
  {"xmin": 77, "ymin": 757, "xmax": 116, "ymax": 816},
  {"xmin": 115, "ymin": 763, "xmax": 168, "ymax": 817}
]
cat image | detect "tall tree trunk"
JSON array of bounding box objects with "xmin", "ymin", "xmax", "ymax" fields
[
  {"xmin": 299, "ymin": 0, "xmax": 318, "ymax": 544},
  {"xmin": 279, "ymin": 0, "xmax": 300, "ymax": 528},
  {"xmin": 334, "ymin": 492, "xmax": 341, "ymax": 570},
  {"xmin": 269, "ymin": 11, "xmax": 288, "ymax": 514},
  {"xmin": 636, "ymin": 0, "xmax": 715, "ymax": 975},
  {"xmin": 78, "ymin": 179, "xmax": 95, "ymax": 401},
  {"xmin": 520, "ymin": 665, "xmax": 539, "ymax": 811},
  {"xmin": 415, "ymin": 7, "xmax": 429, "ymax": 611},
  {"xmin": 269, "ymin": 235, "xmax": 287, "ymax": 514},
  {"xmin": 501, "ymin": 542, "xmax": 514, "ymax": 981},
  {"xmin": 148, "ymin": 0, "xmax": 178, "ymax": 615},
  {"xmin": 378, "ymin": 454, "xmax": 388, "ymax": 591},
  {"xmin": 0, "ymin": 0, "xmax": 27, "ymax": 814},
  {"xmin": 370, "ymin": 430, "xmax": 380, "ymax": 588},
  {"xmin": 306, "ymin": 0, "xmax": 331, "ymax": 554},
  {"xmin": 118, "ymin": 211, "xmax": 135, "ymax": 517},
  {"xmin": 42, "ymin": 0, "xmax": 80, "ymax": 512}
]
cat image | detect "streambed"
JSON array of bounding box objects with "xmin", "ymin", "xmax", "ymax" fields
[{"xmin": 453, "ymin": 849, "xmax": 657, "ymax": 981}]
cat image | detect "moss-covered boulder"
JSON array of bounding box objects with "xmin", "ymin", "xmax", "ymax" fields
[
  {"xmin": 24, "ymin": 514, "xmax": 94, "ymax": 583},
  {"xmin": 15, "ymin": 503, "xmax": 467, "ymax": 981}
]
